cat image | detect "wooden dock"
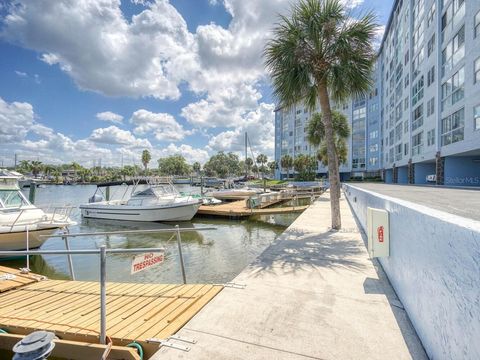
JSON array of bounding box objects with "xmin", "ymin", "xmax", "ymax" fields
[
  {"xmin": 0, "ymin": 269, "xmax": 222, "ymax": 359},
  {"xmin": 197, "ymin": 199, "xmax": 308, "ymax": 218}
]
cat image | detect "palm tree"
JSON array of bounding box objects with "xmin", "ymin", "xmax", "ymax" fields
[
  {"xmin": 280, "ymin": 154, "xmax": 293, "ymax": 180},
  {"xmin": 18, "ymin": 160, "xmax": 31, "ymax": 174},
  {"xmin": 245, "ymin": 157, "xmax": 253, "ymax": 176},
  {"xmin": 256, "ymin": 154, "xmax": 268, "ymax": 179},
  {"xmin": 192, "ymin": 162, "xmax": 201, "ymax": 175},
  {"xmin": 30, "ymin": 161, "xmax": 43, "ymax": 178},
  {"xmin": 264, "ymin": 0, "xmax": 377, "ymax": 229},
  {"xmin": 70, "ymin": 162, "xmax": 82, "ymax": 181},
  {"xmin": 268, "ymin": 161, "xmax": 277, "ymax": 176},
  {"xmin": 141, "ymin": 149, "xmax": 151, "ymax": 173},
  {"xmin": 308, "ymin": 111, "xmax": 350, "ymax": 168}
]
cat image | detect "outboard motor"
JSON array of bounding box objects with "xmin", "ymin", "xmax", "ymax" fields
[
  {"xmin": 12, "ymin": 331, "xmax": 55, "ymax": 359},
  {"xmin": 88, "ymin": 194, "xmax": 104, "ymax": 203}
]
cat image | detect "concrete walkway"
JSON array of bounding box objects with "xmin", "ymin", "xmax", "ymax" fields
[
  {"xmin": 349, "ymin": 183, "xmax": 480, "ymax": 221},
  {"xmin": 152, "ymin": 192, "xmax": 427, "ymax": 360}
]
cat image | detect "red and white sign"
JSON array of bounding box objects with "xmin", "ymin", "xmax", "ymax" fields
[
  {"xmin": 131, "ymin": 252, "xmax": 164, "ymax": 274},
  {"xmin": 377, "ymin": 226, "xmax": 384, "ymax": 243}
]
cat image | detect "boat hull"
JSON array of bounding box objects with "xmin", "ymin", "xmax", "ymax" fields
[
  {"xmin": 80, "ymin": 202, "xmax": 200, "ymax": 222},
  {"xmin": 0, "ymin": 228, "xmax": 56, "ymax": 254}
]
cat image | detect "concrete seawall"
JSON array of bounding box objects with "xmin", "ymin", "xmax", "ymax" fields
[{"xmin": 344, "ymin": 184, "xmax": 480, "ymax": 360}]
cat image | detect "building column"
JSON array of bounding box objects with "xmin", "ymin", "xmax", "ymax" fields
[
  {"xmin": 392, "ymin": 164, "xmax": 398, "ymax": 183},
  {"xmin": 436, "ymin": 151, "xmax": 444, "ymax": 185},
  {"xmin": 408, "ymin": 159, "xmax": 415, "ymax": 184}
]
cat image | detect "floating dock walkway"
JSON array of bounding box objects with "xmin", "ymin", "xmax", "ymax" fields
[
  {"xmin": 0, "ymin": 267, "xmax": 222, "ymax": 359},
  {"xmin": 197, "ymin": 199, "xmax": 308, "ymax": 218}
]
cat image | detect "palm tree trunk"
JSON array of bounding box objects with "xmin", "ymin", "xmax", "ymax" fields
[{"xmin": 318, "ymin": 84, "xmax": 341, "ymax": 229}]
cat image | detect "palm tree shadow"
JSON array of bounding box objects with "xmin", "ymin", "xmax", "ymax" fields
[{"xmin": 246, "ymin": 228, "xmax": 367, "ymax": 277}]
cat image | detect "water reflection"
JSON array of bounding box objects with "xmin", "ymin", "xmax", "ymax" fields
[{"xmin": 7, "ymin": 185, "xmax": 302, "ymax": 284}]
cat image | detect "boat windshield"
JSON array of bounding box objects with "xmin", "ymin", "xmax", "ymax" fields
[
  {"xmin": 0, "ymin": 189, "xmax": 30, "ymax": 209},
  {"xmin": 131, "ymin": 184, "xmax": 179, "ymax": 198}
]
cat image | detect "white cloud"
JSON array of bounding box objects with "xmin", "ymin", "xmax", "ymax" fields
[
  {"xmin": 154, "ymin": 143, "xmax": 210, "ymax": 164},
  {"xmin": 130, "ymin": 109, "xmax": 192, "ymax": 141},
  {"xmin": 181, "ymin": 83, "xmax": 261, "ymax": 128},
  {"xmin": 89, "ymin": 126, "xmax": 152, "ymax": 148},
  {"xmin": 0, "ymin": 97, "xmax": 35, "ymax": 143},
  {"xmin": 96, "ymin": 111, "xmax": 124, "ymax": 124},
  {"xmin": 15, "ymin": 70, "xmax": 27, "ymax": 77},
  {"xmin": 2, "ymin": 0, "xmax": 196, "ymax": 100},
  {"xmin": 0, "ymin": 0, "xmax": 369, "ymax": 161},
  {"xmin": 207, "ymin": 102, "xmax": 275, "ymax": 158}
]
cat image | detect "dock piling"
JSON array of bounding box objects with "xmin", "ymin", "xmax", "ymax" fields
[
  {"xmin": 175, "ymin": 225, "xmax": 187, "ymax": 284},
  {"xmin": 63, "ymin": 229, "xmax": 76, "ymax": 280}
]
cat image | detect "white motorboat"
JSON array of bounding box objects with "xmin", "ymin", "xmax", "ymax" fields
[
  {"xmin": 205, "ymin": 188, "xmax": 262, "ymax": 201},
  {"xmin": 0, "ymin": 169, "xmax": 76, "ymax": 252},
  {"xmin": 80, "ymin": 179, "xmax": 201, "ymax": 222}
]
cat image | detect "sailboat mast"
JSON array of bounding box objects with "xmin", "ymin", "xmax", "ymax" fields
[{"xmin": 245, "ymin": 132, "xmax": 248, "ymax": 179}]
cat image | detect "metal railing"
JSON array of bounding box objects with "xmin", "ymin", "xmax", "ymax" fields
[{"xmin": 0, "ymin": 226, "xmax": 216, "ymax": 345}]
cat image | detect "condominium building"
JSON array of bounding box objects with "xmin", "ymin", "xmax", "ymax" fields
[{"xmin": 274, "ymin": 0, "xmax": 480, "ymax": 186}]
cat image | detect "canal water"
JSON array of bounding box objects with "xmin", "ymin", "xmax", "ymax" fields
[{"xmin": 4, "ymin": 185, "xmax": 303, "ymax": 284}]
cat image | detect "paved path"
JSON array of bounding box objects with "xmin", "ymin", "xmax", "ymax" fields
[
  {"xmin": 152, "ymin": 192, "xmax": 427, "ymax": 360},
  {"xmin": 349, "ymin": 183, "xmax": 480, "ymax": 221}
]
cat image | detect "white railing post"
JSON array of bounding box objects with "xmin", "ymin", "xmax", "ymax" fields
[{"xmin": 99, "ymin": 245, "xmax": 107, "ymax": 345}]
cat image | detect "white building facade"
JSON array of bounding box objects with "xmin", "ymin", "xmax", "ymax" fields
[{"xmin": 275, "ymin": 0, "xmax": 480, "ymax": 186}]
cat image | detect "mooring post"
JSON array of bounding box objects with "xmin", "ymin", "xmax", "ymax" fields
[
  {"xmin": 105, "ymin": 186, "xmax": 110, "ymax": 201},
  {"xmin": 175, "ymin": 225, "xmax": 187, "ymax": 284},
  {"xmin": 25, "ymin": 225, "xmax": 30, "ymax": 271},
  {"xmin": 63, "ymin": 229, "xmax": 75, "ymax": 280},
  {"xmin": 28, "ymin": 182, "xmax": 36, "ymax": 204},
  {"xmin": 99, "ymin": 245, "xmax": 107, "ymax": 345}
]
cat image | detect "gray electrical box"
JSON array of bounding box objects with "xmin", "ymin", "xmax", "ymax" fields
[{"xmin": 367, "ymin": 207, "xmax": 390, "ymax": 258}]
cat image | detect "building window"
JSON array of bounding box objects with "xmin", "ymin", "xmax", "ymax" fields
[
  {"xmin": 412, "ymin": 49, "xmax": 425, "ymax": 80},
  {"xmin": 369, "ymin": 130, "xmax": 378, "ymax": 139},
  {"xmin": 412, "ymin": 76, "xmax": 424, "ymax": 106},
  {"xmin": 395, "ymin": 143, "xmax": 402, "ymax": 161},
  {"xmin": 441, "ymin": 67, "xmax": 464, "ymax": 111},
  {"xmin": 404, "ymin": 120, "xmax": 409, "ymax": 134},
  {"xmin": 369, "ymin": 157, "xmax": 378, "ymax": 166},
  {"xmin": 442, "ymin": 25, "xmax": 465, "ymax": 76},
  {"xmin": 412, "ymin": 131, "xmax": 424, "ymax": 155},
  {"xmin": 404, "ymin": 142, "xmax": 409, "ymax": 155},
  {"xmin": 427, "ymin": 34, "xmax": 435, "ymax": 57},
  {"xmin": 404, "ymin": 97, "xmax": 409, "ymax": 111},
  {"xmin": 442, "ymin": 0, "xmax": 465, "ymax": 33},
  {"xmin": 475, "ymin": 57, "xmax": 480, "ymax": 84},
  {"xmin": 395, "ymin": 123, "xmax": 402, "ymax": 142},
  {"xmin": 427, "ymin": 97, "xmax": 435, "ymax": 117},
  {"xmin": 369, "ymin": 144, "xmax": 378, "ymax": 152},
  {"xmin": 427, "ymin": 129, "xmax": 435, "ymax": 146},
  {"xmin": 412, "ymin": 104, "xmax": 424, "ymax": 131},
  {"xmin": 441, "ymin": 108, "xmax": 464, "ymax": 146},
  {"xmin": 476, "ymin": 11, "xmax": 480, "ymax": 38},
  {"xmin": 474, "ymin": 105, "xmax": 480, "ymax": 130},
  {"xmin": 427, "ymin": 66, "xmax": 435, "ymax": 86},
  {"xmin": 404, "ymin": 74, "xmax": 409, "ymax": 88},
  {"xmin": 427, "ymin": 2, "xmax": 436, "ymax": 27}
]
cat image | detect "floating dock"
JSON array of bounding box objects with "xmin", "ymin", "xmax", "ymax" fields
[
  {"xmin": 0, "ymin": 267, "xmax": 222, "ymax": 359},
  {"xmin": 197, "ymin": 199, "xmax": 308, "ymax": 218}
]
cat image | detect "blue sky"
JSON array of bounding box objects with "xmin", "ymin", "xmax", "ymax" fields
[{"xmin": 0, "ymin": 0, "xmax": 393, "ymax": 167}]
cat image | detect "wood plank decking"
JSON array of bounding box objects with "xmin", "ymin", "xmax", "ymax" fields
[
  {"xmin": 0, "ymin": 265, "xmax": 45, "ymax": 293},
  {"xmin": 0, "ymin": 276, "xmax": 223, "ymax": 358},
  {"xmin": 198, "ymin": 199, "xmax": 308, "ymax": 217}
]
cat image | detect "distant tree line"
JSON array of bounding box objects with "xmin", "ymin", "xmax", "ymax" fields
[{"xmin": 12, "ymin": 150, "xmax": 277, "ymax": 183}]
